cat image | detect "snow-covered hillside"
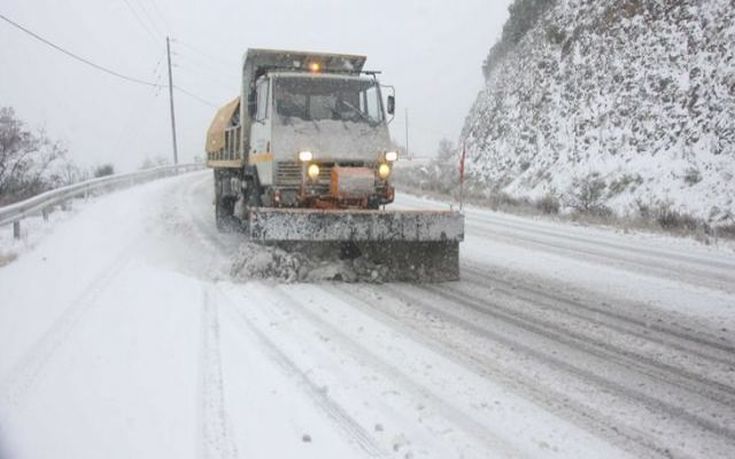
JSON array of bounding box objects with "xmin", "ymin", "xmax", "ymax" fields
[{"xmin": 462, "ymin": 0, "xmax": 735, "ymax": 221}]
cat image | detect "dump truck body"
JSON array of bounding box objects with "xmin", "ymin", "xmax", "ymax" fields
[{"xmin": 206, "ymin": 48, "xmax": 463, "ymax": 281}]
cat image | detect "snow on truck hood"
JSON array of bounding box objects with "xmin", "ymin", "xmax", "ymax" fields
[{"xmin": 271, "ymin": 117, "xmax": 391, "ymax": 161}]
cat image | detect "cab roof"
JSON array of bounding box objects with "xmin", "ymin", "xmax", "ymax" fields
[{"xmin": 244, "ymin": 48, "xmax": 367, "ymax": 74}]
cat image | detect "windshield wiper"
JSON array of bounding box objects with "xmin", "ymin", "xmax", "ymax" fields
[{"xmin": 340, "ymin": 100, "xmax": 372, "ymax": 123}]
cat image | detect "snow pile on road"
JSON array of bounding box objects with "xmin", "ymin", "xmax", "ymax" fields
[
  {"xmin": 229, "ymin": 243, "xmax": 306, "ymax": 282},
  {"xmin": 462, "ymin": 0, "xmax": 735, "ymax": 222},
  {"xmin": 229, "ymin": 242, "xmax": 389, "ymax": 283}
]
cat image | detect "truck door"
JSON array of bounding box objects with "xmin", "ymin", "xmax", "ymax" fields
[{"xmin": 249, "ymin": 77, "xmax": 273, "ymax": 185}]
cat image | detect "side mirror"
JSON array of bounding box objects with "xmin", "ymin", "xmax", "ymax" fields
[
  {"xmin": 387, "ymin": 95, "xmax": 395, "ymax": 115},
  {"xmin": 247, "ymin": 91, "xmax": 257, "ymax": 118}
]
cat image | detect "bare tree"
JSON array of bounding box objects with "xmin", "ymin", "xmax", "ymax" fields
[
  {"xmin": 55, "ymin": 157, "xmax": 88, "ymax": 186},
  {"xmin": 0, "ymin": 107, "xmax": 67, "ymax": 205}
]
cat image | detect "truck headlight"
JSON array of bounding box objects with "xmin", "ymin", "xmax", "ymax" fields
[
  {"xmin": 299, "ymin": 151, "xmax": 313, "ymax": 162},
  {"xmin": 385, "ymin": 151, "xmax": 398, "ymax": 162},
  {"xmin": 307, "ymin": 163, "xmax": 320, "ymax": 181},
  {"xmin": 378, "ymin": 163, "xmax": 391, "ymax": 180}
]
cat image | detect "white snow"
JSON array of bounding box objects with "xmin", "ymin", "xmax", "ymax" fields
[
  {"xmin": 395, "ymin": 193, "xmax": 735, "ymax": 329},
  {"xmin": 1, "ymin": 172, "xmax": 734, "ymax": 458},
  {"xmin": 272, "ymin": 118, "xmax": 391, "ymax": 162},
  {"xmin": 462, "ymin": 0, "xmax": 735, "ymax": 221}
]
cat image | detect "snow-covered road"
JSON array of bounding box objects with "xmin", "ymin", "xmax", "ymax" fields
[{"xmin": 1, "ymin": 171, "xmax": 734, "ymax": 458}]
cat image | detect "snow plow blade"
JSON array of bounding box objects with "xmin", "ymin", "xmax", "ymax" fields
[{"xmin": 248, "ymin": 209, "xmax": 464, "ymax": 282}]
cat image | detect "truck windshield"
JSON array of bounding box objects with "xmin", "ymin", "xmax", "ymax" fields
[{"xmin": 274, "ymin": 76, "xmax": 384, "ymax": 124}]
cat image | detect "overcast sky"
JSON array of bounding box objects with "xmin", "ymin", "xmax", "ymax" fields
[{"xmin": 1, "ymin": 0, "xmax": 510, "ymax": 171}]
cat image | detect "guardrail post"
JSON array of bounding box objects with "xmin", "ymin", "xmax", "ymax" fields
[
  {"xmin": 13, "ymin": 221, "xmax": 21, "ymax": 239},
  {"xmin": 42, "ymin": 207, "xmax": 49, "ymax": 222}
]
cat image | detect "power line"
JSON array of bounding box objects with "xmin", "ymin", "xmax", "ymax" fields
[
  {"xmin": 0, "ymin": 12, "xmax": 160, "ymax": 88},
  {"xmin": 174, "ymin": 59, "xmax": 234, "ymax": 87},
  {"xmin": 149, "ymin": 0, "xmax": 172, "ymax": 33},
  {"xmin": 173, "ymin": 85, "xmax": 218, "ymax": 108},
  {"xmin": 131, "ymin": 0, "xmax": 165, "ymax": 38},
  {"xmin": 152, "ymin": 48, "xmax": 167, "ymax": 96},
  {"xmin": 172, "ymin": 39, "xmax": 238, "ymax": 68},
  {"xmin": 174, "ymin": 47, "xmax": 233, "ymax": 75},
  {"xmin": 119, "ymin": 0, "xmax": 160, "ymax": 43},
  {"xmin": 0, "ymin": 12, "xmax": 219, "ymax": 108}
]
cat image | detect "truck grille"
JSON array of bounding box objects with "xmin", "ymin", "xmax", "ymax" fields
[
  {"xmin": 275, "ymin": 161, "xmax": 367, "ymax": 193},
  {"xmin": 317, "ymin": 163, "xmax": 334, "ymax": 183},
  {"xmin": 276, "ymin": 161, "xmax": 302, "ymax": 187}
]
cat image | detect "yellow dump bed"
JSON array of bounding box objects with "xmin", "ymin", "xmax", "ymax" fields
[{"xmin": 205, "ymin": 97, "xmax": 240, "ymax": 155}]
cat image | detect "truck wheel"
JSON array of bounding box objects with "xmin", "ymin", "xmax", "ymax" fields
[
  {"xmin": 214, "ymin": 168, "xmax": 237, "ymax": 232},
  {"xmin": 215, "ymin": 196, "xmax": 237, "ymax": 232},
  {"xmin": 367, "ymin": 197, "xmax": 381, "ymax": 210}
]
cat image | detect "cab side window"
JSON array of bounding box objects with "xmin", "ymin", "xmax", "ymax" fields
[{"xmin": 256, "ymin": 80, "xmax": 269, "ymax": 121}]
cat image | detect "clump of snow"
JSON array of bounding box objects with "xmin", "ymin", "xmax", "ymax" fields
[
  {"xmin": 229, "ymin": 242, "xmax": 307, "ymax": 282},
  {"xmin": 229, "ymin": 242, "xmax": 390, "ymax": 284}
]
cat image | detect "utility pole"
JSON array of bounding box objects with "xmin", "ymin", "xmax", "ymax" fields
[
  {"xmin": 404, "ymin": 108, "xmax": 409, "ymax": 159},
  {"xmin": 166, "ymin": 36, "xmax": 179, "ymax": 165}
]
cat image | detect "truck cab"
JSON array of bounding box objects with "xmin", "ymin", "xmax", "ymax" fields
[
  {"xmin": 206, "ymin": 49, "xmax": 398, "ymax": 220},
  {"xmin": 249, "ymin": 70, "xmax": 396, "ymax": 209}
]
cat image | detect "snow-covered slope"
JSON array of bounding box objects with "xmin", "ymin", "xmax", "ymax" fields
[{"xmin": 462, "ymin": 0, "xmax": 735, "ymax": 221}]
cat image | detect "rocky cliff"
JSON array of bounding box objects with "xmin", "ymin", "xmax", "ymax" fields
[{"xmin": 462, "ymin": 0, "xmax": 735, "ymax": 221}]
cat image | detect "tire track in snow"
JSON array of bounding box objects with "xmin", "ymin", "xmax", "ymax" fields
[
  {"xmin": 398, "ymin": 193, "xmax": 735, "ymax": 277},
  {"xmin": 0, "ymin": 252, "xmax": 131, "ymax": 413},
  {"xmin": 466, "ymin": 220, "xmax": 735, "ymax": 293},
  {"xmin": 424, "ymin": 283, "xmax": 735, "ymax": 420},
  {"xmin": 333, "ymin": 282, "xmax": 679, "ymax": 458},
  {"xmin": 215, "ymin": 287, "xmax": 386, "ymax": 458},
  {"xmin": 180, "ymin": 174, "xmax": 233, "ymax": 254},
  {"xmin": 255, "ymin": 285, "xmax": 527, "ymax": 458},
  {"xmin": 376, "ymin": 283, "xmax": 735, "ymax": 457},
  {"xmin": 433, "ymin": 280, "xmax": 735, "ymax": 409},
  {"xmin": 465, "ymin": 209, "xmax": 735, "ymax": 273},
  {"xmin": 462, "ymin": 263, "xmax": 735, "ymax": 363},
  {"xmin": 199, "ymin": 287, "xmax": 238, "ymax": 459}
]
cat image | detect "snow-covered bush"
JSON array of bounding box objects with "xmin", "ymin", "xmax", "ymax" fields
[
  {"xmin": 535, "ymin": 193, "xmax": 560, "ymax": 214},
  {"xmin": 93, "ymin": 164, "xmax": 115, "ymax": 178},
  {"xmin": 564, "ymin": 173, "xmax": 611, "ymax": 216}
]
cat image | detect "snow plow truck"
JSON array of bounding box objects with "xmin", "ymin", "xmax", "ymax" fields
[{"xmin": 205, "ymin": 49, "xmax": 463, "ymax": 281}]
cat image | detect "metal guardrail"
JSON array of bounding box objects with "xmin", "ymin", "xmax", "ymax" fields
[{"xmin": 0, "ymin": 163, "xmax": 205, "ymax": 238}]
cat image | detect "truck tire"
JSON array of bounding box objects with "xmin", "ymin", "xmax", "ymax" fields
[
  {"xmin": 214, "ymin": 169, "xmax": 238, "ymax": 232},
  {"xmin": 215, "ymin": 196, "xmax": 237, "ymax": 232}
]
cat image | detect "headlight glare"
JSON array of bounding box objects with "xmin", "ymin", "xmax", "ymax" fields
[
  {"xmin": 385, "ymin": 151, "xmax": 398, "ymax": 162},
  {"xmin": 299, "ymin": 151, "xmax": 313, "ymax": 162},
  {"xmin": 378, "ymin": 163, "xmax": 391, "ymax": 180},
  {"xmin": 307, "ymin": 163, "xmax": 320, "ymax": 181}
]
